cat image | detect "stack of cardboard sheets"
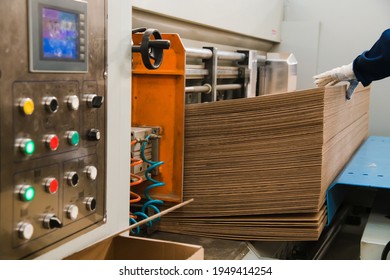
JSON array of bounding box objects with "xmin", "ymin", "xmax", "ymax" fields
[{"xmin": 158, "ymin": 85, "xmax": 370, "ymax": 241}]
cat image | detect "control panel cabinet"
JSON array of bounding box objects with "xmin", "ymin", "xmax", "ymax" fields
[{"xmin": 0, "ymin": 0, "xmax": 107, "ymax": 259}]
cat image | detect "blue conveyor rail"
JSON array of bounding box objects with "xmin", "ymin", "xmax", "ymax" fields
[{"xmin": 327, "ymin": 136, "xmax": 390, "ymax": 224}]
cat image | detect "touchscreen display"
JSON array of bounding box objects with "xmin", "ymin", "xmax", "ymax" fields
[{"xmin": 41, "ymin": 7, "xmax": 79, "ymax": 60}]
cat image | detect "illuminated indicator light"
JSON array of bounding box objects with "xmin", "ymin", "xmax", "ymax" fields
[
  {"xmin": 20, "ymin": 98, "xmax": 35, "ymax": 115},
  {"xmin": 24, "ymin": 187, "xmax": 35, "ymax": 201},
  {"xmin": 19, "ymin": 186, "xmax": 35, "ymax": 202},
  {"xmin": 47, "ymin": 135, "xmax": 59, "ymax": 151},
  {"xmin": 44, "ymin": 178, "xmax": 59, "ymax": 194},
  {"xmin": 20, "ymin": 139, "xmax": 35, "ymax": 156},
  {"xmin": 49, "ymin": 179, "xmax": 58, "ymax": 194}
]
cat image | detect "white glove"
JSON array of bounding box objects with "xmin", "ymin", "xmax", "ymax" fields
[{"xmin": 313, "ymin": 63, "xmax": 356, "ymax": 87}]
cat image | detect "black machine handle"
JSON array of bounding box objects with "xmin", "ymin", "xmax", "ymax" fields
[{"xmin": 132, "ymin": 28, "xmax": 171, "ymax": 70}]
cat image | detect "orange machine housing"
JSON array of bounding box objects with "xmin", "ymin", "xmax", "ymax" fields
[{"xmin": 131, "ymin": 33, "xmax": 185, "ymax": 203}]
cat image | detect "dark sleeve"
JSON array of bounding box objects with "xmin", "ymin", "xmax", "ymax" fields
[{"xmin": 353, "ymin": 28, "xmax": 390, "ymax": 87}]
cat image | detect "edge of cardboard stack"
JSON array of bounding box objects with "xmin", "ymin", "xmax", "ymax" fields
[{"xmin": 158, "ymin": 84, "xmax": 370, "ymax": 241}]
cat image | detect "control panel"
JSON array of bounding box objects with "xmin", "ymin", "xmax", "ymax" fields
[{"xmin": 0, "ymin": 0, "xmax": 107, "ymax": 259}]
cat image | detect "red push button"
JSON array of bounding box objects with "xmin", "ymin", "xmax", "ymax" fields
[
  {"xmin": 44, "ymin": 134, "xmax": 59, "ymax": 151},
  {"xmin": 43, "ymin": 178, "xmax": 59, "ymax": 194}
]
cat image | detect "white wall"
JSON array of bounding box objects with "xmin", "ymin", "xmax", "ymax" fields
[
  {"xmin": 283, "ymin": 0, "xmax": 390, "ymax": 136},
  {"xmin": 131, "ymin": 0, "xmax": 284, "ymax": 42},
  {"xmin": 272, "ymin": 21, "xmax": 320, "ymax": 91}
]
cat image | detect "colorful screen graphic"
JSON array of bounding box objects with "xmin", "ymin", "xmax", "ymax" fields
[{"xmin": 41, "ymin": 7, "xmax": 78, "ymax": 60}]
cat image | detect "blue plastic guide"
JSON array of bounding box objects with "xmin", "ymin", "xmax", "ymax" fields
[{"xmin": 326, "ymin": 136, "xmax": 390, "ymax": 225}]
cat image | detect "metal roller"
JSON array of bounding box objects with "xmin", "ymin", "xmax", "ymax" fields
[
  {"xmin": 185, "ymin": 47, "xmax": 246, "ymax": 62},
  {"xmin": 185, "ymin": 48, "xmax": 213, "ymax": 59},
  {"xmin": 185, "ymin": 83, "xmax": 241, "ymax": 94}
]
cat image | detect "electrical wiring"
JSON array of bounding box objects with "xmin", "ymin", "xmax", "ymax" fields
[
  {"xmin": 131, "ymin": 157, "xmax": 143, "ymax": 167},
  {"xmin": 130, "ymin": 173, "xmax": 143, "ymax": 187},
  {"xmin": 129, "ymin": 133, "xmax": 166, "ymax": 234},
  {"xmin": 129, "ymin": 216, "xmax": 140, "ymax": 235},
  {"xmin": 138, "ymin": 134, "xmax": 165, "ymax": 225},
  {"xmin": 130, "ymin": 139, "xmax": 144, "ymax": 234},
  {"xmin": 130, "ymin": 191, "xmax": 141, "ymax": 204},
  {"xmin": 140, "ymin": 135, "xmax": 164, "ymax": 199}
]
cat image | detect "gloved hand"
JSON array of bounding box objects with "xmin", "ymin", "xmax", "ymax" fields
[{"xmin": 313, "ymin": 63, "xmax": 356, "ymax": 87}]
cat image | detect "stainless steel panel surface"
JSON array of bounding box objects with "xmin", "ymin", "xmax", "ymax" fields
[{"xmin": 0, "ymin": 0, "xmax": 107, "ymax": 259}]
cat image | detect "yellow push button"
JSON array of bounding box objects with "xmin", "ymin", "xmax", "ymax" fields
[{"xmin": 19, "ymin": 98, "xmax": 35, "ymax": 115}]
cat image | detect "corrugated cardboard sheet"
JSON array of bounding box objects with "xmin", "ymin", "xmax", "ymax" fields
[{"xmin": 158, "ymin": 85, "xmax": 370, "ymax": 241}]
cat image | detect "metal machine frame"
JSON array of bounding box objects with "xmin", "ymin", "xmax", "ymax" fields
[{"xmin": 0, "ymin": 0, "xmax": 130, "ymax": 260}]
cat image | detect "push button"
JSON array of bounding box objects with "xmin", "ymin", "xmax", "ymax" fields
[
  {"xmin": 19, "ymin": 98, "xmax": 35, "ymax": 115},
  {"xmin": 43, "ymin": 177, "xmax": 59, "ymax": 194},
  {"xmin": 87, "ymin": 129, "xmax": 100, "ymax": 141},
  {"xmin": 85, "ymin": 94, "xmax": 104, "ymax": 108},
  {"xmin": 84, "ymin": 165, "xmax": 98, "ymax": 180},
  {"xmin": 44, "ymin": 134, "xmax": 59, "ymax": 151},
  {"xmin": 67, "ymin": 95, "xmax": 79, "ymax": 111},
  {"xmin": 43, "ymin": 96, "xmax": 59, "ymax": 113},
  {"xmin": 16, "ymin": 138, "xmax": 35, "ymax": 156},
  {"xmin": 16, "ymin": 185, "xmax": 35, "ymax": 202},
  {"xmin": 65, "ymin": 205, "xmax": 79, "ymax": 221},
  {"xmin": 65, "ymin": 131, "xmax": 79, "ymax": 146},
  {"xmin": 17, "ymin": 222, "xmax": 34, "ymax": 240},
  {"xmin": 65, "ymin": 171, "xmax": 79, "ymax": 187},
  {"xmin": 85, "ymin": 197, "xmax": 97, "ymax": 212}
]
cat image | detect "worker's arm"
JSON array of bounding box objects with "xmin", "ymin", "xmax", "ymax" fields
[
  {"xmin": 314, "ymin": 28, "xmax": 390, "ymax": 88},
  {"xmin": 354, "ymin": 28, "xmax": 390, "ymax": 86}
]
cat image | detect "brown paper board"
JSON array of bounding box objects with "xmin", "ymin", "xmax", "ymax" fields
[
  {"xmin": 64, "ymin": 235, "xmax": 204, "ymax": 260},
  {"xmin": 158, "ymin": 85, "xmax": 370, "ymax": 241}
]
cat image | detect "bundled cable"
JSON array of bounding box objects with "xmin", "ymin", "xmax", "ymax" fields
[
  {"xmin": 130, "ymin": 139, "xmax": 144, "ymax": 234},
  {"xmin": 138, "ymin": 134, "xmax": 165, "ymax": 224},
  {"xmin": 129, "ymin": 134, "xmax": 165, "ymax": 235}
]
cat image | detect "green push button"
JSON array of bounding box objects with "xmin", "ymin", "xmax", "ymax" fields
[
  {"xmin": 66, "ymin": 131, "xmax": 79, "ymax": 146},
  {"xmin": 18, "ymin": 185, "xmax": 35, "ymax": 202},
  {"xmin": 17, "ymin": 138, "xmax": 35, "ymax": 156},
  {"xmin": 24, "ymin": 140, "xmax": 35, "ymax": 155}
]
